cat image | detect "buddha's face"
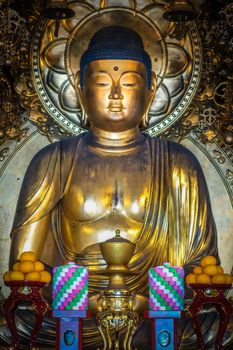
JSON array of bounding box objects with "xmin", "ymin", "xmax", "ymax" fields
[{"xmin": 80, "ymin": 60, "xmax": 154, "ymax": 133}]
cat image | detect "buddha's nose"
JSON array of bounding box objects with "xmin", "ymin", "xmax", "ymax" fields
[{"xmin": 108, "ymin": 83, "xmax": 123, "ymax": 100}]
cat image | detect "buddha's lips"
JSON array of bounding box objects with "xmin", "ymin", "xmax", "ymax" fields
[{"xmin": 107, "ymin": 103, "xmax": 124, "ymax": 112}]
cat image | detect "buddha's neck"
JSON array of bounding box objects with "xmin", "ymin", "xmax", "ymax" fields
[{"xmin": 84, "ymin": 127, "xmax": 145, "ymax": 154}]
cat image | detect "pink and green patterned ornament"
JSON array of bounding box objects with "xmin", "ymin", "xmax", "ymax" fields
[
  {"xmin": 149, "ymin": 262, "xmax": 184, "ymax": 311},
  {"xmin": 52, "ymin": 262, "xmax": 88, "ymax": 311}
]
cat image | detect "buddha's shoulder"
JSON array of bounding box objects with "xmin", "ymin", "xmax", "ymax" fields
[
  {"xmin": 147, "ymin": 137, "xmax": 201, "ymax": 170},
  {"xmin": 32, "ymin": 135, "xmax": 83, "ymax": 159},
  {"xmin": 28, "ymin": 136, "xmax": 83, "ymax": 170}
]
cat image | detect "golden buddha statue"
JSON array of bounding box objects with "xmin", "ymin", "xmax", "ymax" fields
[{"xmin": 8, "ymin": 26, "xmax": 220, "ymax": 348}]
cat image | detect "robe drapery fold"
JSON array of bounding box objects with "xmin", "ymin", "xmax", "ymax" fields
[{"xmin": 10, "ymin": 135, "xmax": 218, "ymax": 294}]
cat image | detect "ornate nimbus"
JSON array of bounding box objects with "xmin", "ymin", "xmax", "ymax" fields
[{"xmin": 31, "ymin": 1, "xmax": 202, "ymax": 136}]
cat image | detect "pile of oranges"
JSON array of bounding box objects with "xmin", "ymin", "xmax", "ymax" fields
[
  {"xmin": 3, "ymin": 251, "xmax": 51, "ymax": 283},
  {"xmin": 186, "ymin": 255, "xmax": 233, "ymax": 285}
]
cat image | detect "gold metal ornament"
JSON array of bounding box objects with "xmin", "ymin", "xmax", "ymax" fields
[
  {"xmin": 0, "ymin": 4, "xmax": 29, "ymax": 67},
  {"xmin": 100, "ymin": 0, "xmax": 136, "ymax": 10},
  {"xmin": 0, "ymin": 71, "xmax": 27, "ymax": 143},
  {"xmin": 41, "ymin": 0, "xmax": 75, "ymax": 37},
  {"xmin": 42, "ymin": 0, "xmax": 75, "ymax": 19},
  {"xmin": 99, "ymin": 229, "xmax": 138, "ymax": 290},
  {"xmin": 95, "ymin": 230, "xmax": 140, "ymax": 350},
  {"xmin": 163, "ymin": 0, "xmax": 197, "ymax": 22}
]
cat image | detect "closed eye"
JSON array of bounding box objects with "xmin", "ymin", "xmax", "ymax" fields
[
  {"xmin": 121, "ymin": 83, "xmax": 136, "ymax": 87},
  {"xmin": 95, "ymin": 82, "xmax": 111, "ymax": 87},
  {"xmin": 120, "ymin": 71, "xmax": 144, "ymax": 87}
]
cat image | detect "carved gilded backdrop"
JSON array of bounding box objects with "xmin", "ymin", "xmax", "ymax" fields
[{"xmin": 0, "ymin": 0, "xmax": 232, "ymax": 347}]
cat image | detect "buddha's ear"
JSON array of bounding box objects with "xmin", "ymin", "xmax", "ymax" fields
[
  {"xmin": 149, "ymin": 71, "xmax": 157, "ymax": 104},
  {"xmin": 74, "ymin": 71, "xmax": 88, "ymax": 126},
  {"xmin": 142, "ymin": 72, "xmax": 157, "ymax": 128},
  {"xmin": 74, "ymin": 70, "xmax": 82, "ymax": 101}
]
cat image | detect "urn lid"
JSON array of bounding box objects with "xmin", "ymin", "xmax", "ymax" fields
[
  {"xmin": 100, "ymin": 230, "xmax": 136, "ymax": 267},
  {"xmin": 104, "ymin": 229, "xmax": 135, "ymax": 245}
]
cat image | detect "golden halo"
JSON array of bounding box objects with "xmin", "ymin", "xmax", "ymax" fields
[{"xmin": 65, "ymin": 7, "xmax": 168, "ymax": 89}]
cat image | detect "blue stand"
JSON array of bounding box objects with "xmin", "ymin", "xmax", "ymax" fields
[
  {"xmin": 145, "ymin": 311, "xmax": 182, "ymax": 350},
  {"xmin": 53, "ymin": 310, "xmax": 87, "ymax": 350}
]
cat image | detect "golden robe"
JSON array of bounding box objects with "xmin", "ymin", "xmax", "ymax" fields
[{"xmin": 10, "ymin": 134, "xmax": 218, "ymax": 290}]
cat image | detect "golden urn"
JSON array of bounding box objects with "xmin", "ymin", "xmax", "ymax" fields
[
  {"xmin": 96, "ymin": 230, "xmax": 139, "ymax": 349},
  {"xmin": 100, "ymin": 229, "xmax": 136, "ymax": 291}
]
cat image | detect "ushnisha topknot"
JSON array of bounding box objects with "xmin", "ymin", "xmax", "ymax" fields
[{"xmin": 80, "ymin": 26, "xmax": 152, "ymax": 90}]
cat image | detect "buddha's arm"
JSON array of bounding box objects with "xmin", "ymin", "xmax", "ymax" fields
[
  {"xmin": 186, "ymin": 157, "xmax": 218, "ymax": 268},
  {"xmin": 169, "ymin": 142, "xmax": 219, "ymax": 272},
  {"xmin": 9, "ymin": 140, "xmax": 70, "ymax": 268},
  {"xmin": 9, "ymin": 214, "xmax": 52, "ymax": 268}
]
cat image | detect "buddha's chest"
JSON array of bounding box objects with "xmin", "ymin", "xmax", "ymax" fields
[{"xmin": 62, "ymin": 146, "xmax": 151, "ymax": 224}]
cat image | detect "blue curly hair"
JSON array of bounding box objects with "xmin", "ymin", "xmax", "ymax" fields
[{"xmin": 80, "ymin": 26, "xmax": 152, "ymax": 90}]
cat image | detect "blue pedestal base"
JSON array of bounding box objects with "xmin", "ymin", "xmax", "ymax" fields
[
  {"xmin": 145, "ymin": 310, "xmax": 182, "ymax": 350},
  {"xmin": 53, "ymin": 310, "xmax": 87, "ymax": 350}
]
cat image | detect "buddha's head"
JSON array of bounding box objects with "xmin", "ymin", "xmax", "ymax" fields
[{"xmin": 76, "ymin": 26, "xmax": 156, "ymax": 132}]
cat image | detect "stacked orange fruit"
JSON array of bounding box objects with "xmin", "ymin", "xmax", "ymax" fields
[
  {"xmin": 186, "ymin": 255, "xmax": 233, "ymax": 285},
  {"xmin": 3, "ymin": 251, "xmax": 51, "ymax": 283}
]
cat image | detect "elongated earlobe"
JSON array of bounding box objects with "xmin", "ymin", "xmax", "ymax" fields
[
  {"xmin": 75, "ymin": 71, "xmax": 88, "ymax": 126},
  {"xmin": 141, "ymin": 72, "xmax": 157, "ymax": 128}
]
